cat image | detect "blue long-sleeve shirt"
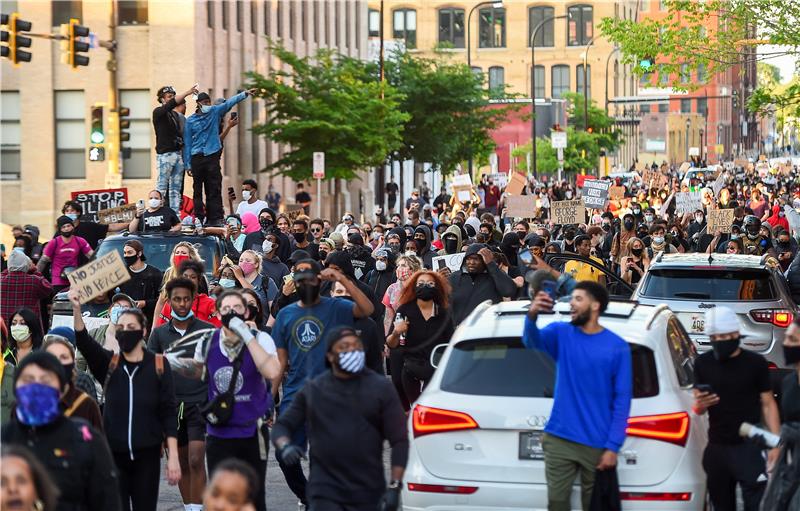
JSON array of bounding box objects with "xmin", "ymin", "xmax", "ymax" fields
[
  {"xmin": 522, "ymin": 317, "xmax": 632, "ymax": 452},
  {"xmin": 183, "ymin": 92, "xmax": 248, "ymax": 168}
]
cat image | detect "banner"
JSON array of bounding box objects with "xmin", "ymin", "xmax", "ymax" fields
[
  {"xmin": 581, "ymin": 179, "xmax": 610, "ymax": 209},
  {"xmin": 98, "ymin": 204, "xmax": 137, "ymax": 225},
  {"xmin": 432, "ymin": 252, "xmax": 465, "ymax": 272},
  {"xmin": 552, "ymin": 200, "xmax": 585, "ymax": 225},
  {"xmin": 707, "ymin": 208, "xmax": 734, "ymax": 234},
  {"xmin": 674, "ymin": 192, "xmax": 704, "ymax": 215},
  {"xmin": 70, "ymin": 188, "xmax": 129, "ymax": 223},
  {"xmin": 67, "ymin": 251, "xmax": 131, "ymax": 304},
  {"xmin": 506, "ymin": 195, "xmax": 537, "ymax": 218}
]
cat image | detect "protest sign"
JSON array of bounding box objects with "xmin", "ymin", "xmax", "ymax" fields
[
  {"xmin": 98, "ymin": 203, "xmax": 137, "ymax": 224},
  {"xmin": 552, "ymin": 200, "xmax": 585, "ymax": 225},
  {"xmin": 70, "ymin": 188, "xmax": 129, "ymax": 223},
  {"xmin": 453, "ymin": 185, "xmax": 472, "ymax": 202},
  {"xmin": 488, "ymin": 173, "xmax": 508, "ymax": 189},
  {"xmin": 452, "ymin": 174, "xmax": 473, "ymax": 188},
  {"xmin": 505, "ymin": 172, "xmax": 527, "ymax": 195},
  {"xmin": 432, "ymin": 252, "xmax": 465, "ymax": 273},
  {"xmin": 679, "ymin": 162, "xmax": 691, "ymax": 173},
  {"xmin": 284, "ymin": 204, "xmax": 305, "ymax": 222},
  {"xmin": 581, "ymin": 179, "xmax": 611, "ymax": 209},
  {"xmin": 50, "ymin": 313, "xmax": 109, "ymax": 331},
  {"xmin": 674, "ymin": 191, "xmax": 703, "ymax": 215},
  {"xmin": 67, "ymin": 251, "xmax": 131, "ymax": 304},
  {"xmin": 642, "ymin": 168, "xmax": 668, "ymax": 188},
  {"xmin": 712, "ymin": 173, "xmax": 726, "ymax": 197},
  {"xmin": 506, "ymin": 195, "xmax": 537, "ymax": 218},
  {"xmin": 609, "ymin": 186, "xmax": 626, "ymax": 200},
  {"xmin": 707, "ymin": 208, "xmax": 734, "ymax": 234}
]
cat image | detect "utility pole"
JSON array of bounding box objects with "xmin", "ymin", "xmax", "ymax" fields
[{"xmin": 105, "ymin": 0, "xmax": 121, "ymax": 188}]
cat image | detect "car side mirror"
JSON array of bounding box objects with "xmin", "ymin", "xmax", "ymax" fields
[{"xmin": 430, "ymin": 343, "xmax": 448, "ymax": 369}]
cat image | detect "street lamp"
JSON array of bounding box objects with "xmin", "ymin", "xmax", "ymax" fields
[
  {"xmin": 582, "ymin": 36, "xmax": 598, "ymax": 132},
  {"xmin": 685, "ymin": 117, "xmax": 691, "ymax": 162},
  {"xmin": 530, "ymin": 13, "xmax": 567, "ymax": 179},
  {"xmin": 605, "ymin": 47, "xmax": 620, "ymax": 115},
  {"xmin": 699, "ymin": 128, "xmax": 704, "ymax": 163}
]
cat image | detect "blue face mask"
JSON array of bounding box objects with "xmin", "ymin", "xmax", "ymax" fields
[
  {"xmin": 171, "ymin": 309, "xmax": 195, "ymax": 322},
  {"xmin": 15, "ymin": 383, "xmax": 61, "ymax": 426},
  {"xmin": 66, "ymin": 213, "xmax": 79, "ymax": 222},
  {"xmin": 200, "ymin": 104, "xmax": 212, "ymax": 114},
  {"xmin": 109, "ymin": 306, "xmax": 124, "ymax": 324},
  {"xmin": 730, "ymin": 234, "xmax": 740, "ymax": 240},
  {"xmin": 219, "ymin": 278, "xmax": 237, "ymax": 289}
]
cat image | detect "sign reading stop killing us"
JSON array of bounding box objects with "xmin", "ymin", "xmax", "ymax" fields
[
  {"xmin": 67, "ymin": 251, "xmax": 131, "ymax": 304},
  {"xmin": 581, "ymin": 179, "xmax": 611, "ymax": 209}
]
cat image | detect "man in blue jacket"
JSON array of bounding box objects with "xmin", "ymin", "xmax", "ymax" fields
[
  {"xmin": 183, "ymin": 89, "xmax": 257, "ymax": 226},
  {"xmin": 523, "ymin": 281, "xmax": 632, "ymax": 511}
]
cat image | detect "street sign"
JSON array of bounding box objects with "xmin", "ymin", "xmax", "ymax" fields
[
  {"xmin": 551, "ymin": 131, "xmax": 567, "ymax": 149},
  {"xmin": 312, "ymin": 152, "xmax": 325, "ymax": 179}
]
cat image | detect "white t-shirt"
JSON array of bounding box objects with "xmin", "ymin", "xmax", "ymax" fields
[{"xmin": 236, "ymin": 199, "xmax": 270, "ymax": 218}]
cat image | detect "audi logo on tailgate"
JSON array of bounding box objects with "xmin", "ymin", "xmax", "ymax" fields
[{"xmin": 527, "ymin": 415, "xmax": 549, "ymax": 428}]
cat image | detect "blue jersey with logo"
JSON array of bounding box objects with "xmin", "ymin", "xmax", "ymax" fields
[{"xmin": 272, "ymin": 297, "xmax": 354, "ymax": 404}]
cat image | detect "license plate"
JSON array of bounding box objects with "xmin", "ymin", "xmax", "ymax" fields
[
  {"xmin": 690, "ymin": 315, "xmax": 705, "ymax": 333},
  {"xmin": 519, "ymin": 431, "xmax": 544, "ymax": 460}
]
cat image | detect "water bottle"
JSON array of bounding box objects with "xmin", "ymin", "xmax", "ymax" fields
[
  {"xmin": 740, "ymin": 422, "xmax": 781, "ymax": 448},
  {"xmin": 194, "ymin": 217, "xmax": 203, "ymax": 235},
  {"xmin": 395, "ymin": 314, "xmax": 406, "ymax": 346}
]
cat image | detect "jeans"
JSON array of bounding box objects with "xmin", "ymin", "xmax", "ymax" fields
[
  {"xmin": 156, "ymin": 151, "xmax": 185, "ymax": 214},
  {"xmin": 190, "ymin": 150, "xmax": 224, "ymax": 225}
]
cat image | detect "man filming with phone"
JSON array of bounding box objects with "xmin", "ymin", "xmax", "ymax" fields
[{"xmin": 693, "ymin": 306, "xmax": 780, "ymax": 511}]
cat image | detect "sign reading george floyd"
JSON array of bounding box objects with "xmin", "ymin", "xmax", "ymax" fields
[
  {"xmin": 552, "ymin": 200, "xmax": 585, "ymax": 225},
  {"xmin": 71, "ymin": 188, "xmax": 129, "ymax": 223},
  {"xmin": 67, "ymin": 251, "xmax": 131, "ymax": 304},
  {"xmin": 580, "ymin": 179, "xmax": 611, "ymax": 209}
]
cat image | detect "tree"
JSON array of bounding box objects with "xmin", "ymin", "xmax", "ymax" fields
[
  {"xmin": 384, "ymin": 50, "xmax": 517, "ymax": 176},
  {"xmin": 512, "ymin": 93, "xmax": 624, "ymax": 175},
  {"xmin": 599, "ymin": 0, "xmax": 800, "ymax": 112},
  {"xmin": 245, "ymin": 42, "xmax": 409, "ymax": 181}
]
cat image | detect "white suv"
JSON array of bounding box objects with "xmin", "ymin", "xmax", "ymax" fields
[{"xmin": 403, "ymin": 300, "xmax": 709, "ymax": 510}]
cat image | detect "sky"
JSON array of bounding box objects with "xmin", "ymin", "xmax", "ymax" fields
[{"xmin": 760, "ymin": 46, "xmax": 798, "ymax": 83}]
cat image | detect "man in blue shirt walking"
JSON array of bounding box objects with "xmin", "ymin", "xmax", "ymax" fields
[
  {"xmin": 523, "ymin": 281, "xmax": 632, "ymax": 511},
  {"xmin": 183, "ymin": 89, "xmax": 257, "ymax": 226}
]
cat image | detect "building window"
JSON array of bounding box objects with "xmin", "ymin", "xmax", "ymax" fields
[
  {"xmin": 488, "ymin": 66, "xmax": 504, "ymax": 94},
  {"xmin": 471, "ymin": 66, "xmax": 483, "ymax": 80},
  {"xmin": 236, "ymin": 0, "xmax": 243, "ymax": 31},
  {"xmin": 567, "ymin": 5, "xmax": 593, "ymax": 46},
  {"xmin": 658, "ymin": 102, "xmax": 669, "ymax": 113},
  {"xmin": 314, "ymin": 0, "xmax": 319, "ymax": 42},
  {"xmin": 551, "ymin": 65, "xmax": 570, "ymax": 99},
  {"xmin": 393, "ymin": 8, "xmax": 416, "ymax": 49},
  {"xmin": 697, "ymin": 98, "xmax": 708, "ymax": 116},
  {"xmin": 658, "ymin": 64, "xmax": 669, "ymax": 86},
  {"xmin": 52, "ymin": 1, "xmax": 82, "ymax": 26},
  {"xmin": 277, "ymin": 0, "xmax": 282, "ymax": 37},
  {"xmin": 368, "ymin": 8, "xmax": 380, "ymax": 37},
  {"xmin": 529, "ymin": 6, "xmax": 554, "ymax": 47},
  {"xmin": 302, "ymin": 0, "xmax": 308, "ymax": 41},
  {"xmin": 208, "ymin": 0, "xmax": 214, "ymax": 27},
  {"xmin": 324, "ymin": 0, "xmax": 330, "ymax": 45},
  {"xmin": 680, "ymin": 98, "xmax": 691, "ymax": 113},
  {"xmin": 479, "ymin": 6, "xmax": 505, "ymax": 48},
  {"xmin": 679, "ymin": 63, "xmax": 690, "ymax": 83},
  {"xmin": 55, "ymin": 90, "xmax": 85, "ymax": 179},
  {"xmin": 120, "ymin": 90, "xmax": 151, "ymax": 180},
  {"xmin": 264, "ymin": 0, "xmax": 270, "ymax": 35},
  {"xmin": 639, "ymin": 103, "xmax": 650, "ymax": 114},
  {"xmin": 697, "ymin": 63, "xmax": 706, "ymax": 82},
  {"xmin": 438, "ymin": 8, "xmax": 465, "ymax": 48},
  {"xmin": 1, "ymin": 91, "xmax": 20, "ymax": 180},
  {"xmin": 613, "ymin": 60, "xmax": 619, "ymax": 97},
  {"xmin": 222, "ymin": 0, "xmax": 229, "ymax": 29},
  {"xmin": 577, "ymin": 64, "xmax": 591, "ymax": 97},
  {"xmin": 335, "ymin": 0, "xmax": 341, "ymax": 46},
  {"xmin": 345, "ymin": 0, "xmax": 350, "ymax": 48},
  {"xmin": 289, "ymin": 0, "xmax": 295, "ymax": 39},
  {"xmin": 119, "ymin": 1, "xmax": 148, "ymax": 25},
  {"xmin": 251, "ymin": 1, "xmax": 256, "ymax": 33},
  {"xmin": 533, "ymin": 65, "xmax": 545, "ymax": 98},
  {"xmin": 251, "ymin": 101, "xmax": 260, "ymax": 174}
]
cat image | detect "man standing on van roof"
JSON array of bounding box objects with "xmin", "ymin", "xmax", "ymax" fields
[{"xmin": 523, "ymin": 281, "xmax": 632, "ymax": 511}]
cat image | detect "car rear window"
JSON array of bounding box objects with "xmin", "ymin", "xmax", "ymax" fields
[
  {"xmin": 96, "ymin": 238, "xmax": 217, "ymax": 276},
  {"xmin": 640, "ymin": 268, "xmax": 776, "ymax": 301},
  {"xmin": 440, "ymin": 337, "xmax": 658, "ymax": 398}
]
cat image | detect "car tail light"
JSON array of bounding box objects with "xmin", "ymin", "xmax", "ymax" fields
[
  {"xmin": 407, "ymin": 483, "xmax": 479, "ymax": 494},
  {"xmin": 626, "ymin": 412, "xmax": 690, "ymax": 446},
  {"xmin": 750, "ymin": 309, "xmax": 793, "ymax": 328},
  {"xmin": 768, "ymin": 362, "xmax": 779, "ymax": 370},
  {"xmin": 412, "ymin": 405, "xmax": 478, "ymax": 437},
  {"xmin": 620, "ymin": 492, "xmax": 691, "ymax": 501}
]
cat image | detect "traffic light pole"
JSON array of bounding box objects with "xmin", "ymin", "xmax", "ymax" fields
[{"xmin": 105, "ymin": 1, "xmax": 121, "ymax": 188}]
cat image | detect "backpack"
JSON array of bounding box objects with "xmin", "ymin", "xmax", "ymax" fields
[{"xmin": 102, "ymin": 353, "xmax": 164, "ymax": 398}]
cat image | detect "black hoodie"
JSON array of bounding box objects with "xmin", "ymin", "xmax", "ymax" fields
[
  {"xmin": 365, "ymin": 249, "xmax": 397, "ymax": 319},
  {"xmin": 448, "ymin": 243, "xmax": 517, "ymax": 325},
  {"xmin": 322, "ymin": 251, "xmax": 381, "ymax": 324},
  {"xmin": 414, "ymin": 224, "xmax": 435, "ymax": 268}
]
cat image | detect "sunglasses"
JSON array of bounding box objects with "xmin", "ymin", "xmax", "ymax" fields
[{"xmin": 311, "ymin": 228, "xmax": 321, "ymax": 233}]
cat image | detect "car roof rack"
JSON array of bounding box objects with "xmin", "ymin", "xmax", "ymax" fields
[{"xmin": 654, "ymin": 251, "xmax": 665, "ymax": 263}]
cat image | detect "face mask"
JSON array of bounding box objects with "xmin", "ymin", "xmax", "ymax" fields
[
  {"xmin": 173, "ymin": 254, "xmax": 190, "ymax": 268},
  {"xmin": 259, "ymin": 217, "xmax": 273, "ymax": 230},
  {"xmin": 239, "ymin": 262, "xmax": 257, "ymax": 275},
  {"xmin": 645, "ymin": 215, "xmax": 654, "ymax": 222},
  {"xmin": 372, "ymin": 231, "xmax": 382, "ymax": 240},
  {"xmin": 396, "ymin": 267, "xmax": 412, "ymax": 281},
  {"xmin": 66, "ymin": 213, "xmax": 79, "ymax": 222},
  {"xmin": 415, "ymin": 285, "xmax": 437, "ymax": 301},
  {"xmin": 200, "ymin": 104, "xmax": 212, "ymax": 114},
  {"xmin": 602, "ymin": 223, "xmax": 611, "ymax": 232},
  {"xmin": 60, "ymin": 229, "xmax": 73, "ymax": 238},
  {"xmin": 564, "ymin": 231, "xmax": 576, "ymax": 241},
  {"xmin": 148, "ymin": 198, "xmax": 161, "ymax": 209},
  {"xmin": 262, "ymin": 241, "xmax": 274, "ymax": 254},
  {"xmin": 695, "ymin": 215, "xmax": 704, "ymax": 223},
  {"xmin": 375, "ymin": 260, "xmax": 387, "ymax": 271},
  {"xmin": 219, "ymin": 278, "xmax": 237, "ymax": 288},
  {"xmin": 632, "ymin": 208, "xmax": 641, "ymax": 214},
  {"xmin": 712, "ymin": 337, "xmax": 740, "ymax": 361},
  {"xmin": 109, "ymin": 306, "xmax": 125, "ymax": 324},
  {"xmin": 387, "ymin": 243, "xmax": 401, "ymax": 254},
  {"xmin": 124, "ymin": 254, "xmax": 138, "ymax": 266},
  {"xmin": 624, "ymin": 220, "xmax": 634, "ymax": 231},
  {"xmin": 653, "ymin": 236, "xmax": 665, "ymax": 245},
  {"xmin": 221, "ymin": 311, "xmax": 246, "ymax": 329},
  {"xmin": 516, "ymin": 231, "xmax": 526, "ymax": 241},
  {"xmin": 293, "ymin": 232, "xmax": 306, "ymax": 243},
  {"xmin": 318, "ymin": 250, "xmax": 329, "ymax": 260},
  {"xmin": 783, "ymin": 345, "xmax": 800, "ymax": 365},
  {"xmin": 171, "ymin": 309, "xmax": 194, "ymax": 321},
  {"xmin": 631, "ymin": 248, "xmax": 643, "ymax": 257},
  {"xmin": 296, "ymin": 282, "xmax": 321, "ymax": 305},
  {"xmin": 62, "ymin": 362, "xmax": 75, "ymax": 379},
  {"xmin": 336, "ymin": 350, "xmax": 365, "ymax": 374},
  {"xmin": 11, "ymin": 324, "xmax": 30, "ymax": 342},
  {"xmin": 242, "ymin": 190, "xmax": 252, "ymax": 201},
  {"xmin": 247, "ymin": 304, "xmax": 260, "ymax": 322},
  {"xmin": 565, "ymin": 191, "xmax": 573, "ymax": 199},
  {"xmin": 444, "ymin": 238, "xmax": 458, "ymax": 254},
  {"xmin": 730, "ymin": 234, "xmax": 740, "ymax": 240},
  {"xmin": 116, "ymin": 329, "xmax": 143, "ymax": 353},
  {"xmin": 15, "ymin": 383, "xmax": 61, "ymax": 426}
]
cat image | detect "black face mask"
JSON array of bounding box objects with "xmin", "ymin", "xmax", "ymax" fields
[
  {"xmin": 784, "ymin": 345, "xmax": 800, "ymax": 365},
  {"xmin": 115, "ymin": 329, "xmax": 143, "ymax": 353},
  {"xmin": 631, "ymin": 248, "xmax": 643, "ymax": 257},
  {"xmin": 415, "ymin": 286, "xmax": 437, "ymax": 301},
  {"xmin": 319, "ymin": 250, "xmax": 329, "ymax": 260},
  {"xmin": 124, "ymin": 255, "xmax": 139, "ymax": 266},
  {"xmin": 602, "ymin": 223, "xmax": 611, "ymax": 232},
  {"xmin": 259, "ymin": 217, "xmax": 273, "ymax": 231},
  {"xmin": 221, "ymin": 311, "xmax": 246, "ymax": 329},
  {"xmin": 444, "ymin": 238, "xmax": 458, "ymax": 254},
  {"xmin": 564, "ymin": 231, "xmax": 576, "ymax": 241},
  {"xmin": 387, "ymin": 243, "xmax": 401, "ymax": 254},
  {"xmin": 516, "ymin": 231, "xmax": 526, "ymax": 241},
  {"xmin": 246, "ymin": 304, "xmax": 260, "ymax": 322},
  {"xmin": 297, "ymin": 282, "xmax": 321, "ymax": 305},
  {"xmin": 712, "ymin": 337, "xmax": 740, "ymax": 361},
  {"xmin": 62, "ymin": 362, "xmax": 75, "ymax": 380},
  {"xmin": 624, "ymin": 220, "xmax": 634, "ymax": 231},
  {"xmin": 293, "ymin": 232, "xmax": 307, "ymax": 243},
  {"xmin": 60, "ymin": 230, "xmax": 73, "ymax": 238}
]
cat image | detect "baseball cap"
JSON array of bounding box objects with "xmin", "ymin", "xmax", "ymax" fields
[{"xmin": 705, "ymin": 306, "xmax": 741, "ymax": 336}]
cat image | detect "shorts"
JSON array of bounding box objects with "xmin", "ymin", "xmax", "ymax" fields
[{"xmin": 177, "ymin": 402, "xmax": 206, "ymax": 446}]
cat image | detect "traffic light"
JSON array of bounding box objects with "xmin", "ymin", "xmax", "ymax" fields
[
  {"xmin": 119, "ymin": 107, "xmax": 131, "ymax": 142},
  {"xmin": 67, "ymin": 18, "xmax": 89, "ymax": 68},
  {"xmin": 2, "ymin": 13, "xmax": 33, "ymax": 65},
  {"xmin": 89, "ymin": 146, "xmax": 105, "ymax": 161},
  {"xmin": 732, "ymin": 90, "xmax": 740, "ymax": 109},
  {"xmin": 90, "ymin": 104, "xmax": 104, "ymax": 144}
]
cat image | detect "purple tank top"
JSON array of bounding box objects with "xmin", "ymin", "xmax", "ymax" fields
[{"xmin": 205, "ymin": 330, "xmax": 271, "ymax": 438}]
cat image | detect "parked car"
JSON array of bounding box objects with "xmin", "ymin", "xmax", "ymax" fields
[{"xmin": 403, "ymin": 299, "xmax": 708, "ymax": 510}]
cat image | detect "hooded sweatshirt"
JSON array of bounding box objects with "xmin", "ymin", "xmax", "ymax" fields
[
  {"xmin": 414, "ymin": 224, "xmax": 435, "ymax": 268},
  {"xmin": 437, "ymin": 224, "xmax": 464, "ymax": 256},
  {"xmin": 766, "ymin": 204, "xmax": 790, "ymax": 232},
  {"xmin": 366, "ymin": 249, "xmax": 397, "ymax": 313},
  {"xmin": 500, "ymin": 232, "xmax": 522, "ymax": 267},
  {"xmin": 322, "ymin": 251, "xmax": 381, "ymax": 323},
  {"xmin": 448, "ymin": 243, "xmax": 518, "ymax": 325}
]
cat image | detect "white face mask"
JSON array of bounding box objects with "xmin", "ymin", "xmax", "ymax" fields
[
  {"xmin": 200, "ymin": 104, "xmax": 212, "ymax": 114},
  {"xmin": 262, "ymin": 240, "xmax": 274, "ymax": 254},
  {"xmin": 565, "ymin": 191, "xmax": 573, "ymax": 199},
  {"xmin": 644, "ymin": 214, "xmax": 654, "ymax": 222},
  {"xmin": 375, "ymin": 260, "xmax": 387, "ymax": 271},
  {"xmin": 242, "ymin": 190, "xmax": 252, "ymax": 201},
  {"xmin": 10, "ymin": 324, "xmax": 30, "ymax": 342},
  {"xmin": 148, "ymin": 198, "xmax": 161, "ymax": 209},
  {"xmin": 695, "ymin": 215, "xmax": 704, "ymax": 222}
]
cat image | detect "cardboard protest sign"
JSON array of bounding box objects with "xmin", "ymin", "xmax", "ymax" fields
[
  {"xmin": 679, "ymin": 162, "xmax": 691, "ymax": 173},
  {"xmin": 505, "ymin": 172, "xmax": 527, "ymax": 195},
  {"xmin": 712, "ymin": 173, "xmax": 726, "ymax": 197},
  {"xmin": 453, "ymin": 185, "xmax": 472, "ymax": 202},
  {"xmin": 641, "ymin": 168, "xmax": 668, "ymax": 189},
  {"xmin": 98, "ymin": 204, "xmax": 137, "ymax": 224},
  {"xmin": 581, "ymin": 179, "xmax": 611, "ymax": 209},
  {"xmin": 452, "ymin": 174, "xmax": 473, "ymax": 187},
  {"xmin": 432, "ymin": 252, "xmax": 465, "ymax": 273},
  {"xmin": 552, "ymin": 200, "xmax": 585, "ymax": 225},
  {"xmin": 609, "ymin": 186, "xmax": 626, "ymax": 200},
  {"xmin": 707, "ymin": 208, "xmax": 734, "ymax": 234},
  {"xmin": 67, "ymin": 251, "xmax": 131, "ymax": 304},
  {"xmin": 506, "ymin": 195, "xmax": 537, "ymax": 218},
  {"xmin": 284, "ymin": 204, "xmax": 305, "ymax": 222},
  {"xmin": 71, "ymin": 188, "xmax": 129, "ymax": 223},
  {"xmin": 488, "ymin": 173, "xmax": 508, "ymax": 189},
  {"xmin": 674, "ymin": 191, "xmax": 703, "ymax": 215}
]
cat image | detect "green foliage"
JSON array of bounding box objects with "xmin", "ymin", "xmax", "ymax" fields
[{"xmin": 245, "ymin": 42, "xmax": 409, "ymax": 181}]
